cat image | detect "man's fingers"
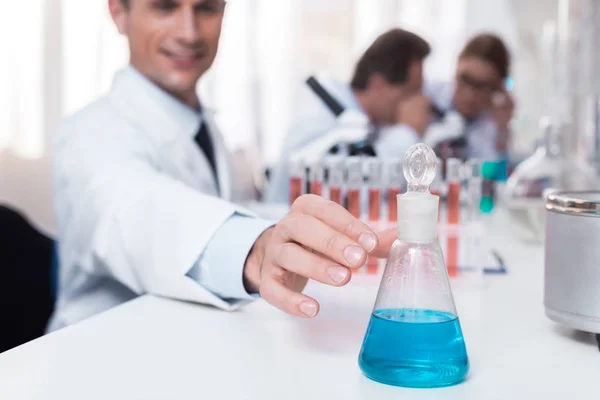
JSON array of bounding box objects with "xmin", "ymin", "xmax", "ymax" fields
[
  {"xmin": 277, "ymin": 213, "xmax": 367, "ymax": 269},
  {"xmin": 260, "ymin": 273, "xmax": 320, "ymax": 318},
  {"xmin": 371, "ymin": 228, "xmax": 397, "ymax": 258},
  {"xmin": 291, "ymin": 195, "xmax": 378, "ymax": 253},
  {"xmin": 273, "ymin": 243, "xmax": 351, "ymax": 287}
]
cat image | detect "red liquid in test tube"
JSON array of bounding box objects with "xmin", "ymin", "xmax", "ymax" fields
[
  {"xmin": 346, "ymin": 158, "xmax": 365, "ymax": 276},
  {"xmin": 366, "ymin": 158, "xmax": 383, "ymax": 275},
  {"xmin": 347, "ymin": 189, "xmax": 361, "ymax": 218},
  {"xmin": 447, "ymin": 236, "xmax": 458, "ymax": 278},
  {"xmin": 368, "ymin": 189, "xmax": 381, "ymax": 221},
  {"xmin": 289, "ymin": 177, "xmax": 303, "ymax": 206},
  {"xmin": 327, "ymin": 157, "xmax": 344, "ymax": 205},
  {"xmin": 367, "ymin": 158, "xmax": 383, "ymax": 222},
  {"xmin": 329, "ymin": 186, "xmax": 342, "ymax": 205},
  {"xmin": 310, "ymin": 182, "xmax": 323, "ymax": 196},
  {"xmin": 447, "ymin": 183, "xmax": 460, "ymax": 225},
  {"xmin": 309, "ymin": 163, "xmax": 325, "ymax": 197},
  {"xmin": 387, "ymin": 188, "xmax": 401, "ymax": 222},
  {"xmin": 446, "ymin": 158, "xmax": 462, "ymax": 277},
  {"xmin": 345, "ymin": 157, "xmax": 363, "ymax": 219},
  {"xmin": 289, "ymin": 160, "xmax": 305, "ymax": 206}
]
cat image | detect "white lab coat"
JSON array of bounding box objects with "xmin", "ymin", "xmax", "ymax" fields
[
  {"xmin": 266, "ymin": 77, "xmax": 501, "ymax": 203},
  {"xmin": 47, "ymin": 67, "xmax": 259, "ymax": 332}
]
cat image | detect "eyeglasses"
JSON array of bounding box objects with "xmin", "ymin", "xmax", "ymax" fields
[{"xmin": 457, "ymin": 73, "xmax": 497, "ymax": 95}]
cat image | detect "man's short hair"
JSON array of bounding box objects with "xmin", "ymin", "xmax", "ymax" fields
[
  {"xmin": 459, "ymin": 34, "xmax": 511, "ymax": 79},
  {"xmin": 350, "ymin": 29, "xmax": 431, "ymax": 90}
]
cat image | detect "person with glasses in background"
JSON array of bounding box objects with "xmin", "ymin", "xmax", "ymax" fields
[
  {"xmin": 423, "ymin": 33, "xmax": 514, "ymax": 162},
  {"xmin": 49, "ymin": 0, "xmax": 396, "ymax": 332}
]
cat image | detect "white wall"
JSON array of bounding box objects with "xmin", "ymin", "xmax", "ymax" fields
[{"xmin": 0, "ymin": 0, "xmax": 62, "ymax": 236}]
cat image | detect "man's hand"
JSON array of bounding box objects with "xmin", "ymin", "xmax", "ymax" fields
[
  {"xmin": 243, "ymin": 195, "xmax": 396, "ymax": 318},
  {"xmin": 396, "ymin": 94, "xmax": 433, "ymax": 136}
]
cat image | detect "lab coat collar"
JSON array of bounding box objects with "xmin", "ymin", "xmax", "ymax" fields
[
  {"xmin": 109, "ymin": 66, "xmax": 204, "ymax": 143},
  {"xmin": 107, "ymin": 65, "xmax": 232, "ymax": 200}
]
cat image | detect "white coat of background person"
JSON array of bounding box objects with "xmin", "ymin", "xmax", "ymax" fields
[
  {"xmin": 49, "ymin": 0, "xmax": 397, "ymax": 331},
  {"xmin": 266, "ymin": 29, "xmax": 433, "ymax": 204}
]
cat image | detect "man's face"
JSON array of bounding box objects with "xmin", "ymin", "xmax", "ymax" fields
[
  {"xmin": 453, "ymin": 57, "xmax": 503, "ymax": 119},
  {"xmin": 370, "ymin": 60, "xmax": 424, "ymax": 125},
  {"xmin": 111, "ymin": 0, "xmax": 225, "ymax": 105}
]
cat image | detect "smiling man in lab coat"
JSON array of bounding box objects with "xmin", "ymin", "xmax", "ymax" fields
[{"xmin": 48, "ymin": 0, "xmax": 395, "ymax": 331}]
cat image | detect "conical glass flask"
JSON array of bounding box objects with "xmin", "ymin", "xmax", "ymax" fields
[{"xmin": 359, "ymin": 144, "xmax": 469, "ymax": 388}]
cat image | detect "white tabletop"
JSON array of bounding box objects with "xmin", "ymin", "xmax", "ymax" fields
[{"xmin": 1, "ymin": 210, "xmax": 599, "ymax": 400}]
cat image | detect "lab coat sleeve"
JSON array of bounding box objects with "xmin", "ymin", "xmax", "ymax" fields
[
  {"xmin": 187, "ymin": 214, "xmax": 275, "ymax": 303},
  {"xmin": 55, "ymin": 125, "xmax": 267, "ymax": 312},
  {"xmin": 373, "ymin": 124, "xmax": 421, "ymax": 160}
]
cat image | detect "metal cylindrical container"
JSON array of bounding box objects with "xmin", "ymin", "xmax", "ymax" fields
[{"xmin": 545, "ymin": 191, "xmax": 600, "ymax": 333}]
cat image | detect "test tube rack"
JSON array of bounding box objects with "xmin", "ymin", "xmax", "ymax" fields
[{"xmin": 288, "ymin": 157, "xmax": 505, "ymax": 277}]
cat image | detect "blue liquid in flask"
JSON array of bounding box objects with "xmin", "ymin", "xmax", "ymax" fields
[{"xmin": 359, "ymin": 308, "xmax": 469, "ymax": 388}]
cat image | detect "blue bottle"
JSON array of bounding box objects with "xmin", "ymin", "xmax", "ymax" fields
[{"xmin": 359, "ymin": 144, "xmax": 469, "ymax": 388}]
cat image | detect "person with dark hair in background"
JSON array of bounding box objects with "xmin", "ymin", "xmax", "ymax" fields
[
  {"xmin": 49, "ymin": 0, "xmax": 397, "ymax": 331},
  {"xmin": 267, "ymin": 28, "xmax": 433, "ymax": 203},
  {"xmin": 423, "ymin": 33, "xmax": 514, "ymax": 162}
]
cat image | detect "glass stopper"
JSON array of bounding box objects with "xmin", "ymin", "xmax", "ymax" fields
[{"xmin": 403, "ymin": 144, "xmax": 437, "ymax": 193}]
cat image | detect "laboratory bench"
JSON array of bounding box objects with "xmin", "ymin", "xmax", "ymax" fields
[{"xmin": 0, "ymin": 209, "xmax": 599, "ymax": 400}]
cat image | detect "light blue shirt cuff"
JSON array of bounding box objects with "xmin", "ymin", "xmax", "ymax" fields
[{"xmin": 188, "ymin": 214, "xmax": 276, "ymax": 303}]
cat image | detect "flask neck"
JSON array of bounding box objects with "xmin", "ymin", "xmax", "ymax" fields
[{"xmin": 397, "ymin": 192, "xmax": 439, "ymax": 242}]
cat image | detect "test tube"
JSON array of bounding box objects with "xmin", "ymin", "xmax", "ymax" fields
[
  {"xmin": 430, "ymin": 158, "xmax": 444, "ymax": 221},
  {"xmin": 309, "ymin": 163, "xmax": 324, "ymax": 197},
  {"xmin": 367, "ymin": 159, "xmax": 382, "ymax": 222},
  {"xmin": 446, "ymin": 158, "xmax": 462, "ymax": 277},
  {"xmin": 446, "ymin": 158, "xmax": 462, "ymax": 225},
  {"xmin": 366, "ymin": 158, "xmax": 382, "ymax": 275},
  {"xmin": 327, "ymin": 158, "xmax": 344, "ymax": 205},
  {"xmin": 289, "ymin": 159, "xmax": 305, "ymax": 206},
  {"xmin": 466, "ymin": 159, "xmax": 483, "ymax": 222},
  {"xmin": 346, "ymin": 157, "xmax": 362, "ymax": 219},
  {"xmin": 386, "ymin": 160, "xmax": 403, "ymax": 223},
  {"xmin": 481, "ymin": 161, "xmax": 497, "ymax": 214}
]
